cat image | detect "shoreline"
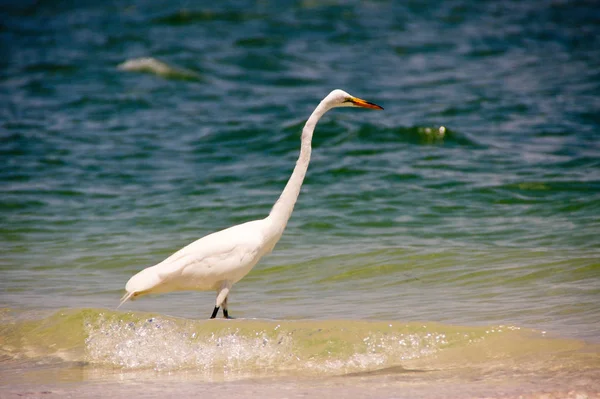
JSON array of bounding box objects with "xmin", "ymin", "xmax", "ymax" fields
[{"xmin": 2, "ymin": 371, "xmax": 599, "ymax": 399}]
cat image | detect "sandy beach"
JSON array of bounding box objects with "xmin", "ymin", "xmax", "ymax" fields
[{"xmin": 2, "ymin": 372, "xmax": 599, "ymax": 399}]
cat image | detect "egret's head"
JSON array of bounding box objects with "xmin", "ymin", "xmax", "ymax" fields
[{"xmin": 325, "ymin": 89, "xmax": 384, "ymax": 110}]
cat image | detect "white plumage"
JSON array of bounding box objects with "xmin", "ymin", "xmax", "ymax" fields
[{"xmin": 119, "ymin": 89, "xmax": 383, "ymax": 318}]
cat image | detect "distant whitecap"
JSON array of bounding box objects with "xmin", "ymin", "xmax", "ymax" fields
[{"xmin": 117, "ymin": 57, "xmax": 201, "ymax": 80}]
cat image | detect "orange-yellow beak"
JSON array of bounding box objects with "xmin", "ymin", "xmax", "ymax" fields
[{"xmin": 350, "ymin": 97, "xmax": 384, "ymax": 110}]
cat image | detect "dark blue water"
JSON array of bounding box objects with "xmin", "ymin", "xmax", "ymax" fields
[{"xmin": 1, "ymin": 0, "xmax": 599, "ymax": 344}]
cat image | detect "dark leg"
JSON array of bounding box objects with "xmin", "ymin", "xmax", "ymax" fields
[
  {"xmin": 222, "ymin": 297, "xmax": 234, "ymax": 319},
  {"xmin": 210, "ymin": 306, "xmax": 219, "ymax": 319}
]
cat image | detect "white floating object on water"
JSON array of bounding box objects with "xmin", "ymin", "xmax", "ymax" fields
[{"xmin": 117, "ymin": 57, "xmax": 200, "ymax": 80}]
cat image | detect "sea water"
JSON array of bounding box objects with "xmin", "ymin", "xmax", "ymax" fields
[{"xmin": 1, "ymin": 0, "xmax": 599, "ymax": 397}]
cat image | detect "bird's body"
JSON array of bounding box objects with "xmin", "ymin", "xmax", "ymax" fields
[
  {"xmin": 119, "ymin": 89, "xmax": 383, "ymax": 318},
  {"xmin": 125, "ymin": 220, "xmax": 272, "ymax": 294}
]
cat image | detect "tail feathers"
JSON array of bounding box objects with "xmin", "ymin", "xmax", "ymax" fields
[{"xmin": 117, "ymin": 291, "xmax": 135, "ymax": 309}]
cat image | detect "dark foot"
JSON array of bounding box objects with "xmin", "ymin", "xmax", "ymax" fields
[
  {"xmin": 210, "ymin": 306, "xmax": 219, "ymax": 319},
  {"xmin": 223, "ymin": 309, "xmax": 234, "ymax": 319}
]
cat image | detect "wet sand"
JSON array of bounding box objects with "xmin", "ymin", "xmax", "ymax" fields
[
  {"xmin": 2, "ymin": 364, "xmax": 599, "ymax": 399},
  {"xmin": 2, "ymin": 380, "xmax": 598, "ymax": 399}
]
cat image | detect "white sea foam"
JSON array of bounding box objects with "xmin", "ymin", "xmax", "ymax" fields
[{"xmin": 117, "ymin": 57, "xmax": 200, "ymax": 80}]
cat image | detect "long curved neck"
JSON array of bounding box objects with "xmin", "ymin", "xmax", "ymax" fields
[{"xmin": 266, "ymin": 100, "xmax": 331, "ymax": 237}]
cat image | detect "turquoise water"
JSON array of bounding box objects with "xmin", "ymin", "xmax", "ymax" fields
[{"xmin": 1, "ymin": 0, "xmax": 600, "ymax": 392}]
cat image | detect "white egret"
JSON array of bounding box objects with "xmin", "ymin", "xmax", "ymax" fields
[{"xmin": 119, "ymin": 89, "xmax": 383, "ymax": 318}]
